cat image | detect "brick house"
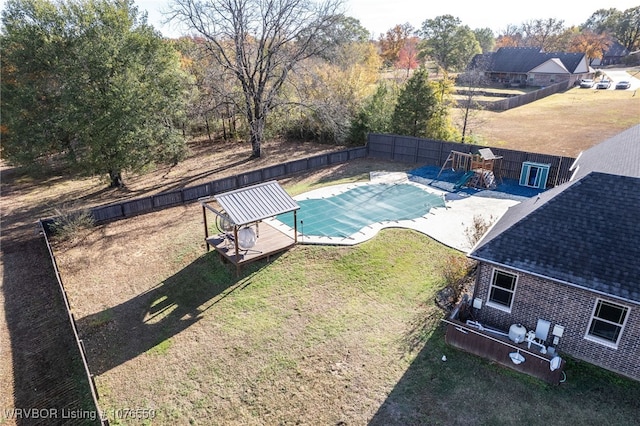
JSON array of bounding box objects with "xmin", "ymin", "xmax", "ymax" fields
[
  {"xmin": 470, "ymin": 47, "xmax": 591, "ymax": 87},
  {"xmin": 466, "ymin": 124, "xmax": 640, "ymax": 381}
]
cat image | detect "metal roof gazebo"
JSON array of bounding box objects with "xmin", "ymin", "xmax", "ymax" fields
[{"xmin": 199, "ymin": 181, "xmax": 299, "ymax": 275}]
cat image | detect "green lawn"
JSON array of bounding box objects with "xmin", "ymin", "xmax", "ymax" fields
[
  {"xmin": 85, "ymin": 229, "xmax": 460, "ymax": 425},
  {"xmin": 50, "ymin": 167, "xmax": 640, "ymax": 425},
  {"xmin": 57, "ymin": 218, "xmax": 640, "ymax": 425}
]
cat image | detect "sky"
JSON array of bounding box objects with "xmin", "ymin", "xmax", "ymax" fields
[
  {"xmin": 0, "ymin": 0, "xmax": 638, "ymax": 38},
  {"xmin": 130, "ymin": 0, "xmax": 640, "ymax": 39}
]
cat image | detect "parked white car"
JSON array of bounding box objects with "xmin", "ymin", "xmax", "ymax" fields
[
  {"xmin": 579, "ymin": 79, "xmax": 594, "ymax": 88},
  {"xmin": 616, "ymin": 80, "xmax": 631, "ymax": 90}
]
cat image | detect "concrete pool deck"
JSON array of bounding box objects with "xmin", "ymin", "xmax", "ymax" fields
[{"xmin": 265, "ymin": 171, "xmax": 520, "ymax": 252}]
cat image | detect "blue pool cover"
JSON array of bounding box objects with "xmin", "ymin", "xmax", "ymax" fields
[{"xmin": 276, "ymin": 183, "xmax": 445, "ymax": 238}]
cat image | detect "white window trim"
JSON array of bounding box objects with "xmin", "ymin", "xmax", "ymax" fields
[
  {"xmin": 485, "ymin": 268, "xmax": 518, "ymax": 313},
  {"xmin": 584, "ymin": 298, "xmax": 630, "ymax": 349}
]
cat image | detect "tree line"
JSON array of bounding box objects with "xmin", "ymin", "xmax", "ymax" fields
[
  {"xmin": 1, "ymin": 0, "xmax": 638, "ymax": 187},
  {"xmin": 378, "ymin": 8, "xmax": 640, "ymax": 70}
]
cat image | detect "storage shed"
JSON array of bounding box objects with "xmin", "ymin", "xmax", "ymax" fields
[{"xmin": 519, "ymin": 161, "xmax": 550, "ymax": 189}]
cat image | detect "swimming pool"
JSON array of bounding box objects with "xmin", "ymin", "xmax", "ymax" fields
[{"xmin": 275, "ymin": 182, "xmax": 446, "ymax": 239}]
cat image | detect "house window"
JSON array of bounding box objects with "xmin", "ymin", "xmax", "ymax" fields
[
  {"xmin": 586, "ymin": 299, "xmax": 629, "ymax": 347},
  {"xmin": 487, "ymin": 269, "xmax": 517, "ymax": 312}
]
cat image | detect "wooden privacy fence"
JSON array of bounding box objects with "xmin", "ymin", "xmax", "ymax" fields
[
  {"xmin": 90, "ymin": 147, "xmax": 366, "ymax": 223},
  {"xmin": 68, "ymin": 137, "xmax": 574, "ymax": 225},
  {"xmin": 33, "ymin": 136, "xmax": 575, "ymax": 417},
  {"xmin": 38, "ymin": 220, "xmax": 106, "ymax": 425},
  {"xmin": 479, "ymin": 81, "xmax": 572, "ymax": 111},
  {"xmin": 367, "ymin": 133, "xmax": 575, "ymax": 187}
]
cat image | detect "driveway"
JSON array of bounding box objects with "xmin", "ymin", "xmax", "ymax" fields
[{"xmin": 598, "ymin": 68, "xmax": 640, "ymax": 91}]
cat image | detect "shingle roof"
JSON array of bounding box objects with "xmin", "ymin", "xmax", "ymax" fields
[
  {"xmin": 475, "ymin": 47, "xmax": 586, "ymax": 74},
  {"xmin": 214, "ymin": 181, "xmax": 299, "ymax": 225},
  {"xmin": 469, "ymin": 172, "xmax": 640, "ymax": 304},
  {"xmin": 570, "ymin": 124, "xmax": 640, "ymax": 180},
  {"xmin": 604, "ymin": 40, "xmax": 630, "ymax": 58}
]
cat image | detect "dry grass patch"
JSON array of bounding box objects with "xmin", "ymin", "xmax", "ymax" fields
[
  {"xmin": 0, "ymin": 138, "xmax": 348, "ymax": 420},
  {"xmin": 51, "ymin": 195, "xmax": 640, "ymax": 425},
  {"xmin": 475, "ymin": 86, "xmax": 640, "ymax": 156},
  {"xmin": 54, "ymin": 206, "xmax": 453, "ymax": 424}
]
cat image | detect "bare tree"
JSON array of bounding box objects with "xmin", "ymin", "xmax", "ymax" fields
[
  {"xmin": 496, "ymin": 24, "xmax": 524, "ymax": 48},
  {"xmin": 520, "ymin": 18, "xmax": 567, "ymax": 51},
  {"xmin": 168, "ymin": 0, "xmax": 344, "ymax": 158},
  {"xmin": 456, "ymin": 55, "xmax": 491, "ymax": 143}
]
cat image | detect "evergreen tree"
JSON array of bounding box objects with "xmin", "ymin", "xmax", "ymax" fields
[
  {"xmin": 391, "ymin": 67, "xmax": 437, "ymax": 138},
  {"xmin": 346, "ymin": 83, "xmax": 396, "ymax": 145}
]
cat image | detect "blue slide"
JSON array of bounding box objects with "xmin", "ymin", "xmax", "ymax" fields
[{"xmin": 454, "ymin": 171, "xmax": 475, "ymax": 190}]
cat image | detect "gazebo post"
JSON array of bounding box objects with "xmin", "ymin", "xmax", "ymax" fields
[
  {"xmin": 234, "ymin": 225, "xmax": 239, "ymax": 259},
  {"xmin": 203, "ymin": 180, "xmax": 299, "ymax": 276},
  {"xmin": 234, "ymin": 225, "xmax": 241, "ymax": 277},
  {"xmin": 203, "ymin": 204, "xmax": 210, "ymax": 252},
  {"xmin": 293, "ymin": 210, "xmax": 298, "ymax": 244}
]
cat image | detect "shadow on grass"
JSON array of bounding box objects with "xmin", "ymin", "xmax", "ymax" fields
[
  {"xmin": 369, "ymin": 323, "xmax": 640, "ymax": 425},
  {"xmin": 77, "ymin": 251, "xmax": 267, "ymax": 375},
  {"xmin": 157, "ymin": 157, "xmax": 251, "ymax": 193},
  {"xmin": 2, "ymin": 236, "xmax": 99, "ymax": 425},
  {"xmin": 312, "ymin": 159, "xmax": 412, "ymax": 185}
]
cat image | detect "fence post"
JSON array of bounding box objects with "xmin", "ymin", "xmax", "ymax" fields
[
  {"xmin": 554, "ymin": 157, "xmax": 563, "ymax": 187},
  {"xmin": 392, "ymin": 135, "xmax": 397, "ymax": 161}
]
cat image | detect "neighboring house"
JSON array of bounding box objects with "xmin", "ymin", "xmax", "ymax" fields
[
  {"xmin": 470, "ymin": 47, "xmax": 591, "ymax": 87},
  {"xmin": 467, "ymin": 124, "xmax": 640, "ymax": 381},
  {"xmin": 591, "ymin": 40, "xmax": 630, "ymax": 66}
]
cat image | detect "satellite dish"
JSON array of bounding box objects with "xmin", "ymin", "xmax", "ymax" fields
[
  {"xmin": 216, "ymin": 212, "xmax": 234, "ymax": 233},
  {"xmin": 238, "ymin": 227, "xmax": 257, "ymax": 249}
]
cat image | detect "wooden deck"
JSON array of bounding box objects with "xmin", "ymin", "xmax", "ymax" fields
[{"xmin": 205, "ymin": 221, "xmax": 296, "ymax": 274}]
